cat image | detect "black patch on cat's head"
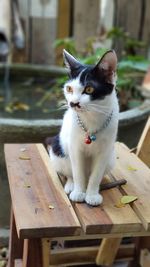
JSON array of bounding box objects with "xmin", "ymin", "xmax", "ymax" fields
[{"xmin": 63, "ymin": 49, "xmax": 117, "ymax": 100}]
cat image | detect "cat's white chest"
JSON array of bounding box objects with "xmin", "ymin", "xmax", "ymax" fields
[{"xmin": 60, "ymin": 108, "xmax": 118, "ymax": 157}]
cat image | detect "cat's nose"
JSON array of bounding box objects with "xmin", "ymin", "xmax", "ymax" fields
[{"xmin": 70, "ymin": 102, "xmax": 80, "ymax": 108}]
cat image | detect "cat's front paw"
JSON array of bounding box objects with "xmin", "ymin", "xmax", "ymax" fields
[
  {"xmin": 69, "ymin": 190, "xmax": 86, "ymax": 202},
  {"xmin": 64, "ymin": 180, "xmax": 74, "ymax": 195},
  {"xmin": 85, "ymin": 193, "xmax": 103, "ymax": 206}
]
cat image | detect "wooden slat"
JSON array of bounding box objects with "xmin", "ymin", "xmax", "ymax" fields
[
  {"xmin": 112, "ymin": 142, "xmax": 150, "ymax": 230},
  {"xmin": 4, "ymin": 144, "xmax": 81, "ymax": 238},
  {"xmin": 74, "ymin": 0, "xmax": 100, "ymax": 52},
  {"xmin": 30, "ymin": 0, "xmax": 58, "ymax": 64},
  {"xmin": 7, "ymin": 209, "xmax": 23, "ymax": 267},
  {"xmin": 50, "ymin": 244, "xmax": 135, "ymax": 266},
  {"xmin": 96, "ymin": 238, "xmax": 121, "ymax": 266},
  {"xmin": 42, "ymin": 238, "xmax": 50, "ymax": 267},
  {"xmin": 74, "ymin": 175, "xmax": 142, "ymax": 235},
  {"xmin": 22, "ymin": 239, "xmax": 42, "ymax": 267},
  {"xmin": 136, "ymin": 117, "xmax": 150, "ymax": 167},
  {"xmin": 14, "ymin": 259, "xmax": 22, "ymax": 267},
  {"xmin": 56, "ymin": 0, "xmax": 71, "ymax": 64},
  {"xmin": 140, "ymin": 249, "xmax": 150, "ymax": 267}
]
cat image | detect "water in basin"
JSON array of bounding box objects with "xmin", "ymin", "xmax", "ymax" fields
[{"xmin": 0, "ymin": 75, "xmax": 66, "ymax": 119}]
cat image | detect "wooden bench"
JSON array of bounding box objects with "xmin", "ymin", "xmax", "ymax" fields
[{"xmin": 5, "ymin": 119, "xmax": 150, "ymax": 267}]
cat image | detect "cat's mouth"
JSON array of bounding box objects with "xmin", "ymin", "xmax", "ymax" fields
[{"xmin": 70, "ymin": 102, "xmax": 81, "ymax": 109}]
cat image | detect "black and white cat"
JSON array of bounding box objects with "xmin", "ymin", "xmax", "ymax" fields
[{"xmin": 48, "ymin": 49, "xmax": 119, "ymax": 206}]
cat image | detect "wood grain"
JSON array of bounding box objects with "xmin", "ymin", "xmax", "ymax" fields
[
  {"xmin": 49, "ymin": 244, "xmax": 134, "ymax": 266},
  {"xmin": 112, "ymin": 142, "xmax": 150, "ymax": 230},
  {"xmin": 14, "ymin": 259, "xmax": 22, "ymax": 267},
  {"xmin": 74, "ymin": 0, "xmax": 100, "ymax": 52},
  {"xmin": 7, "ymin": 209, "xmax": 23, "ymax": 267},
  {"xmin": 56, "ymin": 0, "xmax": 70, "ymax": 64},
  {"xmin": 22, "ymin": 238, "xmax": 42, "ymax": 267},
  {"xmin": 96, "ymin": 238, "xmax": 121, "ymax": 266},
  {"xmin": 140, "ymin": 249, "xmax": 150, "ymax": 267},
  {"xmin": 74, "ymin": 175, "xmax": 142, "ymax": 235},
  {"xmin": 5, "ymin": 144, "xmax": 81, "ymax": 238},
  {"xmin": 136, "ymin": 117, "xmax": 150, "ymax": 167},
  {"xmin": 42, "ymin": 238, "xmax": 50, "ymax": 267}
]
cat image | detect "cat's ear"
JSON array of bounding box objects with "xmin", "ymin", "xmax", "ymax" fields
[
  {"xmin": 94, "ymin": 50, "xmax": 117, "ymax": 83},
  {"xmin": 63, "ymin": 49, "xmax": 81, "ymax": 71}
]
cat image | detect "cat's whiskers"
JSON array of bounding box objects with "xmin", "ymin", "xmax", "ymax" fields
[{"xmin": 58, "ymin": 104, "xmax": 68, "ymax": 110}]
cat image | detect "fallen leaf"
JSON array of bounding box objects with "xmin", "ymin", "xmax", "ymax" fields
[
  {"xmin": 114, "ymin": 202, "xmax": 126, "ymax": 208},
  {"xmin": 13, "ymin": 102, "xmax": 30, "ymax": 111},
  {"xmin": 19, "ymin": 155, "xmax": 31, "ymax": 160},
  {"xmin": 48, "ymin": 205, "xmax": 54, "ymax": 209},
  {"xmin": 121, "ymin": 195, "xmax": 138, "ymax": 204},
  {"xmin": 127, "ymin": 165, "xmax": 137, "ymax": 171},
  {"xmin": 5, "ymin": 105, "xmax": 13, "ymax": 113},
  {"xmin": 24, "ymin": 184, "xmax": 31, "ymax": 188},
  {"xmin": 5, "ymin": 101, "xmax": 30, "ymax": 113}
]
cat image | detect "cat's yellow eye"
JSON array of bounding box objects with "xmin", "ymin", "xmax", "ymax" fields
[
  {"xmin": 85, "ymin": 86, "xmax": 94, "ymax": 94},
  {"xmin": 66, "ymin": 86, "xmax": 73, "ymax": 93}
]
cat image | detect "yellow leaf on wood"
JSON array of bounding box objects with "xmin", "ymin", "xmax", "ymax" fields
[
  {"xmin": 121, "ymin": 195, "xmax": 138, "ymax": 204},
  {"xmin": 19, "ymin": 155, "xmax": 31, "ymax": 160},
  {"xmin": 114, "ymin": 202, "xmax": 126, "ymax": 208},
  {"xmin": 127, "ymin": 165, "xmax": 137, "ymax": 171},
  {"xmin": 24, "ymin": 184, "xmax": 31, "ymax": 188}
]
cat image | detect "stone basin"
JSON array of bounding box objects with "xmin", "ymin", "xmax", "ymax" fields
[{"xmin": 0, "ymin": 63, "xmax": 149, "ymax": 146}]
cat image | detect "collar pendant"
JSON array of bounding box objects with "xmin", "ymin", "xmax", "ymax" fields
[{"xmin": 85, "ymin": 133, "xmax": 96, "ymax": 145}]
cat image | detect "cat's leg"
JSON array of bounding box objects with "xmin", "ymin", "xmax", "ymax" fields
[
  {"xmin": 105, "ymin": 148, "xmax": 116, "ymax": 174},
  {"xmin": 85, "ymin": 152, "xmax": 109, "ymax": 206},
  {"xmin": 69, "ymin": 149, "xmax": 86, "ymax": 202},
  {"xmin": 64, "ymin": 177, "xmax": 74, "ymax": 195},
  {"xmin": 49, "ymin": 148, "xmax": 74, "ymax": 194}
]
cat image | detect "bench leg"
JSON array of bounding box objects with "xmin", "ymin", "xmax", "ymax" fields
[
  {"xmin": 129, "ymin": 237, "xmax": 150, "ymax": 267},
  {"xmin": 7, "ymin": 208, "xmax": 23, "ymax": 267},
  {"xmin": 22, "ymin": 238, "xmax": 50, "ymax": 267},
  {"xmin": 96, "ymin": 237, "xmax": 122, "ymax": 266}
]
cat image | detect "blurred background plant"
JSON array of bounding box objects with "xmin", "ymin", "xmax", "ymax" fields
[{"xmin": 53, "ymin": 27, "xmax": 150, "ymax": 111}]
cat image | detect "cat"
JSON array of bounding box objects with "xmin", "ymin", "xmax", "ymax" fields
[{"xmin": 47, "ymin": 49, "xmax": 119, "ymax": 206}]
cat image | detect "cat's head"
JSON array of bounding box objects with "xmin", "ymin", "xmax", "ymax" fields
[{"xmin": 63, "ymin": 49, "xmax": 117, "ymax": 111}]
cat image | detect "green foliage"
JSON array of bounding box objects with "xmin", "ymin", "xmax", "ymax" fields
[
  {"xmin": 53, "ymin": 32, "xmax": 150, "ymax": 111},
  {"xmin": 107, "ymin": 27, "xmax": 146, "ymax": 53},
  {"xmin": 53, "ymin": 38, "xmax": 77, "ymax": 56}
]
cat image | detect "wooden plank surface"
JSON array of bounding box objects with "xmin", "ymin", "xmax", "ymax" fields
[
  {"xmin": 74, "ymin": 175, "xmax": 142, "ymax": 235},
  {"xmin": 112, "ymin": 142, "xmax": 150, "ymax": 230},
  {"xmin": 5, "ymin": 144, "xmax": 81, "ymax": 238},
  {"xmin": 56, "ymin": 0, "xmax": 71, "ymax": 64},
  {"xmin": 14, "ymin": 259, "xmax": 23, "ymax": 267},
  {"xmin": 30, "ymin": 0, "xmax": 58, "ymax": 64},
  {"xmin": 136, "ymin": 117, "xmax": 150, "ymax": 167},
  {"xmin": 74, "ymin": 0, "xmax": 100, "ymax": 52}
]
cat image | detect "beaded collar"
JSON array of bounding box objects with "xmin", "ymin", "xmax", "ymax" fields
[{"xmin": 76, "ymin": 110, "xmax": 113, "ymax": 144}]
